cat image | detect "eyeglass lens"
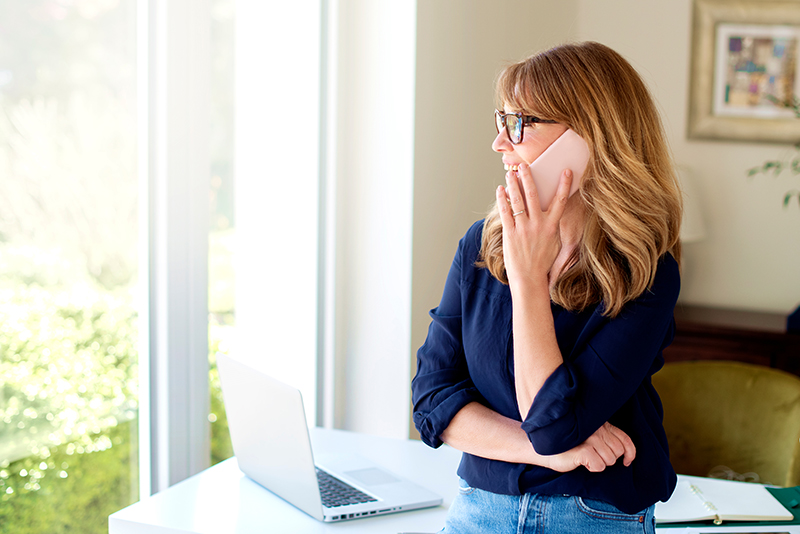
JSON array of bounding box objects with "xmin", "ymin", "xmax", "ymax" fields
[{"xmin": 495, "ymin": 112, "xmax": 522, "ymax": 144}]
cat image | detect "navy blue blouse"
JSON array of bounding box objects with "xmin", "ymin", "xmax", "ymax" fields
[{"xmin": 411, "ymin": 220, "xmax": 679, "ymax": 514}]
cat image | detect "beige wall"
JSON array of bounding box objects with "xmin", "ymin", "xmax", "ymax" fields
[
  {"xmin": 575, "ymin": 0, "xmax": 800, "ymax": 312},
  {"xmin": 409, "ymin": 0, "xmax": 800, "ymax": 435},
  {"xmin": 411, "ymin": 0, "xmax": 579, "ymax": 325},
  {"xmin": 410, "ymin": 0, "xmax": 580, "ymax": 437},
  {"xmin": 411, "ymin": 0, "xmax": 800, "ymax": 335}
]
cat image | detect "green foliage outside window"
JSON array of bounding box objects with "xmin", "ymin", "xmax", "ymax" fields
[
  {"xmin": 0, "ymin": 244, "xmax": 234, "ymax": 533},
  {"xmin": 0, "ymin": 2, "xmax": 235, "ymax": 531},
  {"xmin": 0, "ymin": 253, "xmax": 138, "ymax": 534},
  {"xmin": 0, "ymin": 420, "xmax": 137, "ymax": 534}
]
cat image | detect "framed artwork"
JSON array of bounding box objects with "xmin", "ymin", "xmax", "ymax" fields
[{"xmin": 688, "ymin": 0, "xmax": 800, "ymax": 143}]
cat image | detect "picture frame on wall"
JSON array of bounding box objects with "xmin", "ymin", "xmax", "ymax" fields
[{"xmin": 688, "ymin": 0, "xmax": 800, "ymax": 143}]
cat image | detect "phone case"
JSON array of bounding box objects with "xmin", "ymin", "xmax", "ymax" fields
[{"xmin": 527, "ymin": 129, "xmax": 590, "ymax": 211}]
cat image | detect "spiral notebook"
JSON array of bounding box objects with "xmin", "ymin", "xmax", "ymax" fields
[{"xmin": 655, "ymin": 475, "xmax": 794, "ymax": 525}]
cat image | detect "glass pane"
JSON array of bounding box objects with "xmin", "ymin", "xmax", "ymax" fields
[
  {"xmin": 0, "ymin": 2, "xmax": 138, "ymax": 533},
  {"xmin": 209, "ymin": 0, "xmax": 235, "ymax": 466}
]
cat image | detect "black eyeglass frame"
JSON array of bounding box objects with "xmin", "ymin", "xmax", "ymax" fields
[{"xmin": 494, "ymin": 110, "xmax": 558, "ymax": 145}]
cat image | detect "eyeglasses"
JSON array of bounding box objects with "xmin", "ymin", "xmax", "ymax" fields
[{"xmin": 494, "ymin": 110, "xmax": 558, "ymax": 145}]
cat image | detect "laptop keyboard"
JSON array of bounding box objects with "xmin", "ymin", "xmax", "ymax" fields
[{"xmin": 316, "ymin": 468, "xmax": 378, "ymax": 508}]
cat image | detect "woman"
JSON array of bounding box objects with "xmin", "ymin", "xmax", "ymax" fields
[{"xmin": 411, "ymin": 41, "xmax": 683, "ymax": 533}]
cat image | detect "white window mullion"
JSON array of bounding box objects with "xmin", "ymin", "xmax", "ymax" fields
[
  {"xmin": 331, "ymin": 0, "xmax": 417, "ymax": 439},
  {"xmin": 140, "ymin": 0, "xmax": 211, "ymax": 496},
  {"xmin": 318, "ymin": 0, "xmax": 339, "ymax": 429},
  {"xmin": 234, "ymin": 0, "xmax": 322, "ymax": 424}
]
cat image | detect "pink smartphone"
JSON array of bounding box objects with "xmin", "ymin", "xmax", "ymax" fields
[{"xmin": 527, "ymin": 128, "xmax": 590, "ymax": 211}]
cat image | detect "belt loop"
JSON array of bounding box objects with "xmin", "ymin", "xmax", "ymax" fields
[{"xmin": 517, "ymin": 493, "xmax": 531, "ymax": 534}]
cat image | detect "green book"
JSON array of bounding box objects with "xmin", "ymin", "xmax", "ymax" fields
[{"xmin": 655, "ymin": 475, "xmax": 798, "ymax": 527}]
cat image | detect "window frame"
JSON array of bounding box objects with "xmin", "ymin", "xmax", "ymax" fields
[{"xmin": 138, "ymin": 0, "xmax": 212, "ymax": 497}]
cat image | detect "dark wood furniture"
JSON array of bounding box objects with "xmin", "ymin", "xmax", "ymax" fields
[{"xmin": 664, "ymin": 304, "xmax": 800, "ymax": 378}]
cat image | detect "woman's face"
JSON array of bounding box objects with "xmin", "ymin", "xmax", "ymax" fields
[{"xmin": 492, "ymin": 106, "xmax": 568, "ymax": 170}]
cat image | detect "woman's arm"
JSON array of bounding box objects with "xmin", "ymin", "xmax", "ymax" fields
[
  {"xmin": 440, "ymin": 402, "xmax": 540, "ymax": 464},
  {"xmin": 499, "ymin": 166, "xmax": 680, "ymax": 456},
  {"xmin": 412, "ymin": 222, "xmax": 487, "ymax": 449},
  {"xmin": 497, "ymin": 167, "xmax": 574, "ymax": 419},
  {"xmin": 441, "ymin": 401, "xmax": 635, "ymax": 472},
  {"xmin": 509, "ymin": 272, "xmax": 563, "ymax": 420}
]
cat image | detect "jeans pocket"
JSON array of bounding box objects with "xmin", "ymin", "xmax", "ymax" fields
[
  {"xmin": 456, "ymin": 477, "xmax": 477, "ymax": 496},
  {"xmin": 575, "ymin": 497, "xmax": 647, "ymax": 523}
]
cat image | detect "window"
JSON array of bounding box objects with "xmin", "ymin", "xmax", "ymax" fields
[
  {"xmin": 0, "ymin": 2, "xmax": 139, "ymax": 532},
  {"xmin": 0, "ymin": 2, "xmax": 345, "ymax": 530},
  {"xmin": 208, "ymin": 0, "xmax": 234, "ymax": 465},
  {"xmin": 230, "ymin": 1, "xmax": 323, "ymax": 424}
]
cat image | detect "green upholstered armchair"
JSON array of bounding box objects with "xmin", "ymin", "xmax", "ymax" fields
[{"xmin": 652, "ymin": 360, "xmax": 800, "ymax": 487}]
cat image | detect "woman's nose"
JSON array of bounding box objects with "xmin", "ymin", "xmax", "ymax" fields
[{"xmin": 492, "ymin": 130, "xmax": 511, "ymax": 153}]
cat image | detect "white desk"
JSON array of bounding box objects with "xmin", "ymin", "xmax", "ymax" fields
[
  {"xmin": 109, "ymin": 428, "xmax": 800, "ymax": 533},
  {"xmin": 109, "ymin": 428, "xmax": 462, "ymax": 533}
]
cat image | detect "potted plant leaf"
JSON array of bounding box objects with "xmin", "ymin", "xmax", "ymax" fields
[{"xmin": 745, "ymin": 94, "xmax": 800, "ymax": 332}]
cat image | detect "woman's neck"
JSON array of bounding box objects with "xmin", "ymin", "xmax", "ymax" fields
[
  {"xmin": 549, "ymin": 197, "xmax": 586, "ymax": 287},
  {"xmin": 559, "ymin": 195, "xmax": 586, "ymax": 250}
]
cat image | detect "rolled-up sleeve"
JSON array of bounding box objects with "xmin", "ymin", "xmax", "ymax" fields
[
  {"xmin": 412, "ymin": 232, "xmax": 485, "ymax": 449},
  {"xmin": 520, "ymin": 254, "xmax": 681, "ymax": 455}
]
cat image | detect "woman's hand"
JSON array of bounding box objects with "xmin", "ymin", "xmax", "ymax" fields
[
  {"xmin": 543, "ymin": 422, "xmax": 637, "ymax": 473},
  {"xmin": 495, "ymin": 165, "xmax": 573, "ymax": 289},
  {"xmin": 499, "ymin": 165, "xmax": 575, "ymax": 418}
]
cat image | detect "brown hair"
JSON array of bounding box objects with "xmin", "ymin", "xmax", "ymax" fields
[{"xmin": 477, "ymin": 42, "xmax": 682, "ymax": 318}]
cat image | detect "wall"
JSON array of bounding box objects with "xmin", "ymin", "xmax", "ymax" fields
[
  {"xmin": 410, "ymin": 2, "xmax": 800, "ymax": 383},
  {"xmin": 339, "ymin": 0, "xmax": 800, "ymax": 439},
  {"xmin": 332, "ymin": 0, "xmax": 417, "ymax": 438},
  {"xmin": 410, "ymin": 0, "xmax": 580, "ymax": 437},
  {"xmin": 574, "ymin": 0, "xmax": 800, "ymax": 313},
  {"xmin": 407, "ymin": 0, "xmax": 800, "ymax": 438}
]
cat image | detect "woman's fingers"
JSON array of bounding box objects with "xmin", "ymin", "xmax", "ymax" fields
[
  {"xmin": 597, "ymin": 423, "xmax": 625, "ymax": 462},
  {"xmin": 594, "ymin": 442, "xmax": 619, "ymax": 467},
  {"xmin": 497, "ymin": 166, "xmax": 572, "ymax": 286},
  {"xmin": 582, "ymin": 422, "xmax": 637, "ymax": 469},
  {"xmin": 517, "ymin": 164, "xmax": 572, "ymax": 215},
  {"xmin": 574, "ymin": 444, "xmax": 608, "ymax": 473},
  {"xmin": 546, "ymin": 423, "xmax": 637, "ymax": 474},
  {"xmin": 515, "ymin": 164, "xmax": 537, "ymax": 216},
  {"xmin": 548, "ymin": 169, "xmax": 573, "ymax": 218},
  {"xmin": 496, "ymin": 185, "xmax": 514, "ymax": 227},
  {"xmin": 581, "ymin": 449, "xmax": 606, "ymax": 473},
  {"xmin": 604, "ymin": 422, "xmax": 637, "ymax": 466},
  {"xmin": 505, "ymin": 170, "xmax": 527, "ymax": 219}
]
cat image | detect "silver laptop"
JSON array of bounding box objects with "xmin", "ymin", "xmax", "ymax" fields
[{"xmin": 216, "ymin": 353, "xmax": 443, "ymax": 522}]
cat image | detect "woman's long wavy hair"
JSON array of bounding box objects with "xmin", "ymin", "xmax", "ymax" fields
[{"xmin": 478, "ymin": 42, "xmax": 682, "ymax": 318}]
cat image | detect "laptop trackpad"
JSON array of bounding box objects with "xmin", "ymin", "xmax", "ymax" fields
[{"xmin": 344, "ymin": 468, "xmax": 400, "ymax": 486}]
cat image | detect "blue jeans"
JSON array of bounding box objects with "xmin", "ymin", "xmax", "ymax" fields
[{"xmin": 442, "ymin": 478, "xmax": 656, "ymax": 534}]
